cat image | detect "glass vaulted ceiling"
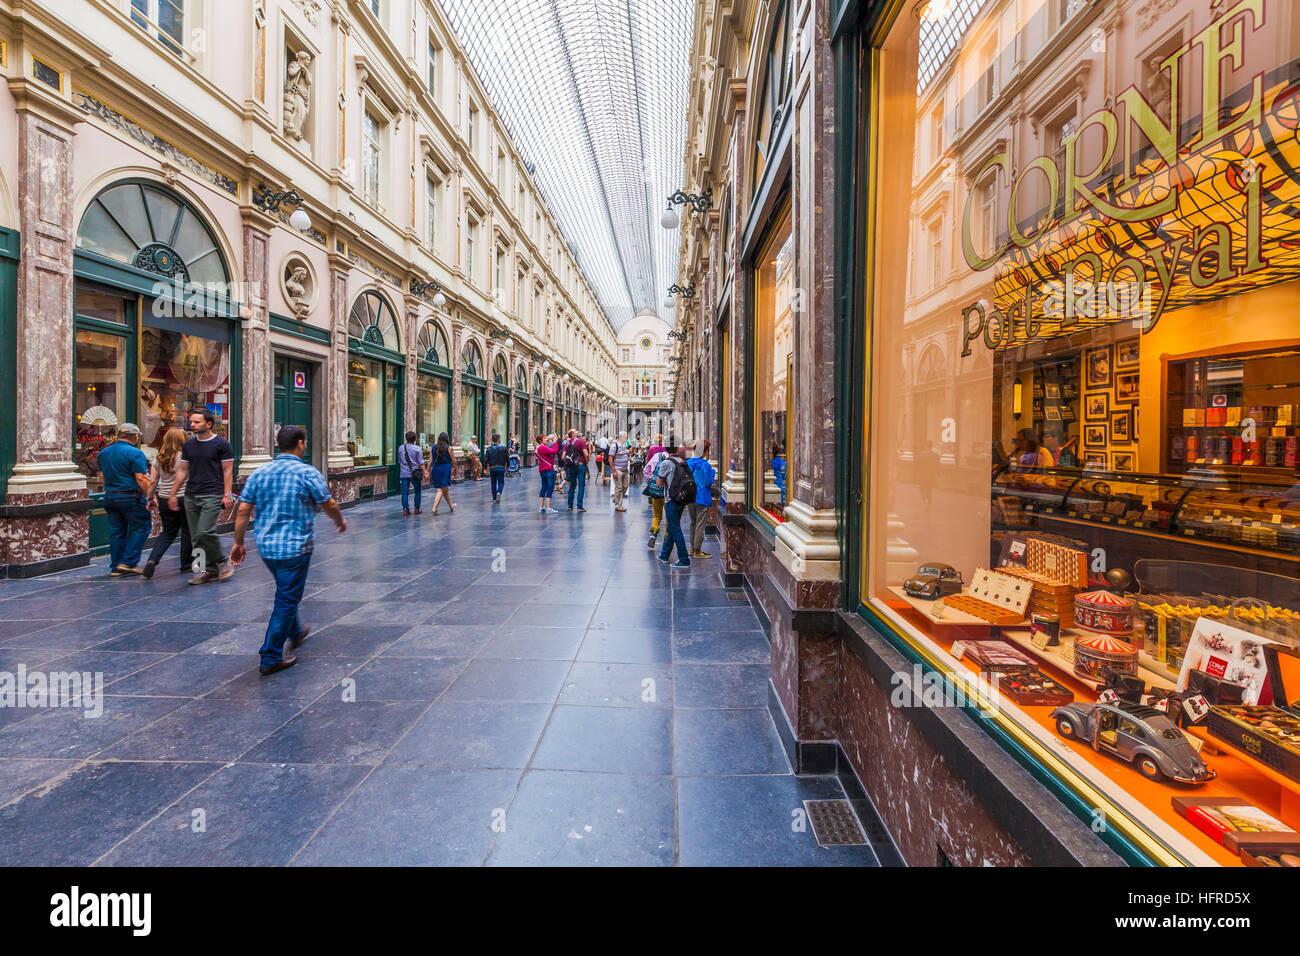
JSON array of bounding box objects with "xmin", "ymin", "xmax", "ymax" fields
[{"xmin": 439, "ymin": 0, "xmax": 694, "ymax": 331}]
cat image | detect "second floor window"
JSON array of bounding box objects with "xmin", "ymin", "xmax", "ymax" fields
[
  {"xmin": 468, "ymin": 105, "xmax": 478, "ymax": 153},
  {"xmin": 130, "ymin": 0, "xmax": 185, "ymax": 57},
  {"xmin": 425, "ymin": 176, "xmax": 439, "ymax": 248},
  {"xmin": 362, "ymin": 110, "xmax": 382, "ymax": 206},
  {"xmin": 427, "ymin": 38, "xmax": 438, "ymax": 97},
  {"xmin": 466, "ymin": 218, "xmax": 478, "ymax": 285}
]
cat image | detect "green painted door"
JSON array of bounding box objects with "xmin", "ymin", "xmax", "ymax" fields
[{"xmin": 273, "ymin": 356, "xmax": 314, "ymax": 463}]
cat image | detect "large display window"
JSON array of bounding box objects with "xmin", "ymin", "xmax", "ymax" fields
[
  {"xmin": 862, "ymin": 0, "xmax": 1300, "ymax": 865},
  {"xmin": 346, "ymin": 291, "xmax": 403, "ymax": 472},
  {"xmin": 417, "ymin": 373, "xmax": 450, "ymax": 448},
  {"xmin": 752, "ymin": 203, "xmax": 793, "ymax": 524}
]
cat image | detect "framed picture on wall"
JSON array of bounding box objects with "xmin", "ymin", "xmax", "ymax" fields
[
  {"xmin": 1116, "ymin": 338, "xmax": 1140, "ymax": 369},
  {"xmin": 1085, "ymin": 344, "xmax": 1114, "ymax": 389},
  {"xmin": 1044, "ymin": 382, "xmax": 1062, "ymax": 400},
  {"xmin": 1116, "ymin": 371, "xmax": 1140, "ymax": 404},
  {"xmin": 1084, "ymin": 392, "xmax": 1110, "ymax": 422},
  {"xmin": 1084, "ymin": 424, "xmax": 1107, "ymax": 447},
  {"xmin": 1085, "ymin": 452, "xmax": 1108, "ymax": 469},
  {"xmin": 1112, "ymin": 450, "xmax": 1136, "ymax": 472},
  {"xmin": 1110, "ymin": 407, "xmax": 1134, "ymax": 444},
  {"xmin": 1045, "ymin": 404, "xmax": 1062, "ymax": 421}
]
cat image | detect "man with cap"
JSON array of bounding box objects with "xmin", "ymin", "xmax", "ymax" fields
[{"xmin": 96, "ymin": 423, "xmax": 152, "ymax": 576}]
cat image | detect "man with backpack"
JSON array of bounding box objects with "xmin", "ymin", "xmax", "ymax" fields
[
  {"xmin": 656, "ymin": 444, "xmax": 695, "ymax": 570},
  {"xmin": 484, "ymin": 433, "xmax": 509, "ymax": 503},
  {"xmin": 562, "ymin": 429, "xmax": 589, "ymax": 512}
]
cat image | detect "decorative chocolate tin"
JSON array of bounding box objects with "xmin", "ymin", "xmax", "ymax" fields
[
  {"xmin": 1074, "ymin": 589, "xmax": 1136, "ymax": 637},
  {"xmin": 1073, "ymin": 633, "xmax": 1139, "ymax": 682}
]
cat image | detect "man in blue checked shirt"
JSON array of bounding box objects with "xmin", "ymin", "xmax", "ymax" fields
[{"xmin": 229, "ymin": 426, "xmax": 347, "ymax": 676}]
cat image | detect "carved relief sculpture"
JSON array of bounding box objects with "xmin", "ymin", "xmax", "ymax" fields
[
  {"xmin": 284, "ymin": 51, "xmax": 313, "ymax": 141},
  {"xmin": 285, "ymin": 265, "xmax": 311, "ymax": 316}
]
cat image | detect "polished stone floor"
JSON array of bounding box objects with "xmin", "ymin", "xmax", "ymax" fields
[{"xmin": 0, "ymin": 471, "xmax": 879, "ymax": 866}]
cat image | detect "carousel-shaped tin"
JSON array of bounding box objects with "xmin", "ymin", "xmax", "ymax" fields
[
  {"xmin": 1073, "ymin": 633, "xmax": 1140, "ymax": 682},
  {"xmin": 1073, "ymin": 588, "xmax": 1136, "ymax": 637}
]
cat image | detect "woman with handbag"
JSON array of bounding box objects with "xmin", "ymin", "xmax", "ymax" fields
[
  {"xmin": 428, "ymin": 432, "xmax": 456, "ymax": 516},
  {"xmin": 399, "ymin": 430, "xmax": 427, "ymax": 516}
]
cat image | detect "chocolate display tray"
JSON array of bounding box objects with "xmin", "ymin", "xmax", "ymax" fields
[
  {"xmin": 982, "ymin": 665, "xmax": 1074, "ymax": 706},
  {"xmin": 1205, "ymin": 705, "xmax": 1300, "ymax": 784}
]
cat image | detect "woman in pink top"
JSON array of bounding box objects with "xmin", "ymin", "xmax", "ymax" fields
[{"xmin": 536, "ymin": 433, "xmax": 559, "ymax": 514}]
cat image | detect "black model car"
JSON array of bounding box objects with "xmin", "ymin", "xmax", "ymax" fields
[{"xmin": 902, "ymin": 563, "xmax": 964, "ymax": 600}]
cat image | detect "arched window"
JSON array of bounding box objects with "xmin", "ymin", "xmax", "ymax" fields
[
  {"xmin": 533, "ymin": 373, "xmax": 543, "ymax": 397},
  {"xmin": 554, "ymin": 383, "xmax": 562, "ymax": 404},
  {"xmin": 348, "ymin": 290, "xmax": 401, "ymax": 351},
  {"xmin": 462, "ymin": 339, "xmax": 482, "ymax": 377},
  {"xmin": 417, "ymin": 320, "xmax": 449, "ymax": 366},
  {"xmin": 77, "ymin": 180, "xmax": 230, "ymax": 288},
  {"xmin": 516, "ymin": 364, "xmax": 528, "ymax": 392},
  {"xmin": 493, "ymin": 354, "xmax": 509, "ymax": 386}
]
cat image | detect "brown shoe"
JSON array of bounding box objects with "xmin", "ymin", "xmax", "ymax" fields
[
  {"xmin": 259, "ymin": 656, "xmax": 297, "ymax": 676},
  {"xmin": 188, "ymin": 569, "xmax": 219, "ymax": 585},
  {"xmin": 115, "ymin": 564, "xmax": 143, "ymax": 575},
  {"xmin": 217, "ymin": 562, "xmax": 234, "ymax": 581},
  {"xmin": 288, "ymin": 625, "xmax": 311, "ymax": 650}
]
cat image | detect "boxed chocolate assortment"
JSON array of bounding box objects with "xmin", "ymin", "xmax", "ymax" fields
[
  {"xmin": 957, "ymin": 641, "xmax": 1072, "ymax": 706},
  {"xmin": 1205, "ymin": 705, "xmax": 1300, "ymax": 783}
]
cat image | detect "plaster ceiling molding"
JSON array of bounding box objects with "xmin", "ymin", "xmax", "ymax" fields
[{"xmin": 438, "ymin": 0, "xmax": 694, "ymax": 331}]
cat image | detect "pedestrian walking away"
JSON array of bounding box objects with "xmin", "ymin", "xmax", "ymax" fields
[
  {"xmin": 230, "ymin": 426, "xmax": 346, "ymax": 676},
  {"xmin": 562, "ymin": 428, "xmax": 590, "ymax": 511},
  {"xmin": 686, "ymin": 438, "xmax": 717, "ymax": 559},
  {"xmin": 610, "ymin": 430, "xmax": 631, "ymax": 511},
  {"xmin": 171, "ymin": 409, "xmax": 236, "ymax": 585},
  {"xmin": 142, "ymin": 427, "xmax": 193, "ymax": 578},
  {"xmin": 399, "ymin": 431, "xmax": 427, "ymax": 516},
  {"xmin": 96, "ymin": 422, "xmax": 152, "ymax": 576},
  {"xmin": 428, "ymin": 432, "xmax": 456, "ymax": 515},
  {"xmin": 642, "ymin": 443, "xmax": 668, "ymax": 549},
  {"xmin": 484, "ymin": 433, "xmax": 509, "ymax": 502},
  {"xmin": 656, "ymin": 444, "xmax": 695, "ymax": 569},
  {"xmin": 536, "ymin": 432, "xmax": 559, "ymax": 514}
]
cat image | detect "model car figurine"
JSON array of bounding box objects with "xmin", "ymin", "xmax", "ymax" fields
[
  {"xmin": 903, "ymin": 563, "xmax": 964, "ymax": 600},
  {"xmin": 1050, "ymin": 699, "xmax": 1215, "ymax": 784}
]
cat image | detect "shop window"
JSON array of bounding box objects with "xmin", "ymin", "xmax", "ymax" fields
[
  {"xmin": 417, "ymin": 374, "xmax": 449, "ymax": 448},
  {"xmin": 468, "ymin": 104, "xmax": 478, "ymax": 154},
  {"xmin": 74, "ymin": 328, "xmax": 128, "ymax": 493},
  {"xmin": 492, "ymin": 354, "xmax": 509, "ymax": 387},
  {"xmin": 140, "ymin": 326, "xmax": 230, "ymax": 449},
  {"xmin": 752, "ymin": 202, "xmax": 793, "ymax": 525},
  {"xmin": 865, "ymin": 0, "xmax": 1300, "ymax": 865},
  {"xmin": 751, "ymin": 0, "xmax": 793, "ymax": 194},
  {"xmin": 347, "ymin": 356, "xmax": 384, "ymax": 467}
]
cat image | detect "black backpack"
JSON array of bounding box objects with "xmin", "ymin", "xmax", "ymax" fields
[{"xmin": 666, "ymin": 456, "xmax": 697, "ymax": 504}]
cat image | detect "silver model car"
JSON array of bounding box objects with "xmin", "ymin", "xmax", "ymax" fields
[{"xmin": 1050, "ymin": 699, "xmax": 1215, "ymax": 784}]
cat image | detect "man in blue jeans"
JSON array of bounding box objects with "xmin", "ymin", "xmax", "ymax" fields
[
  {"xmin": 483, "ymin": 433, "xmax": 509, "ymax": 503},
  {"xmin": 563, "ymin": 429, "xmax": 590, "ymax": 512},
  {"xmin": 656, "ymin": 445, "xmax": 691, "ymax": 569},
  {"xmin": 95, "ymin": 423, "xmax": 152, "ymax": 576},
  {"xmin": 229, "ymin": 426, "xmax": 347, "ymax": 676}
]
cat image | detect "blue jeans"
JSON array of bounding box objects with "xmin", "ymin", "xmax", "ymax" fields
[
  {"xmin": 103, "ymin": 492, "xmax": 150, "ymax": 569},
  {"xmin": 490, "ymin": 467, "xmax": 506, "ymax": 499},
  {"xmin": 659, "ymin": 499, "xmax": 690, "ymax": 564},
  {"xmin": 400, "ymin": 476, "xmax": 422, "ymax": 512},
  {"xmin": 539, "ymin": 469, "xmax": 556, "ymax": 500},
  {"xmin": 259, "ymin": 552, "xmax": 313, "ymax": 668},
  {"xmin": 566, "ymin": 464, "xmax": 588, "ymax": 508}
]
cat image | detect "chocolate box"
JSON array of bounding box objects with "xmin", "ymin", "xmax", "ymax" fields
[
  {"xmin": 983, "ymin": 665, "xmax": 1073, "ymax": 706},
  {"xmin": 1205, "ymin": 705, "xmax": 1300, "ymax": 783}
]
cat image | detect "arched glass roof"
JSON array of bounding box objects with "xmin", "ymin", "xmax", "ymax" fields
[{"xmin": 439, "ymin": 0, "xmax": 694, "ymax": 331}]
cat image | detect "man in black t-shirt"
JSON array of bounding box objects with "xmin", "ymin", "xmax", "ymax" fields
[
  {"xmin": 483, "ymin": 433, "xmax": 509, "ymax": 503},
  {"xmin": 170, "ymin": 409, "xmax": 235, "ymax": 584}
]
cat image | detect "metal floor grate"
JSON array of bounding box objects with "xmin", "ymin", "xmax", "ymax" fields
[{"xmin": 804, "ymin": 799, "xmax": 868, "ymax": 847}]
